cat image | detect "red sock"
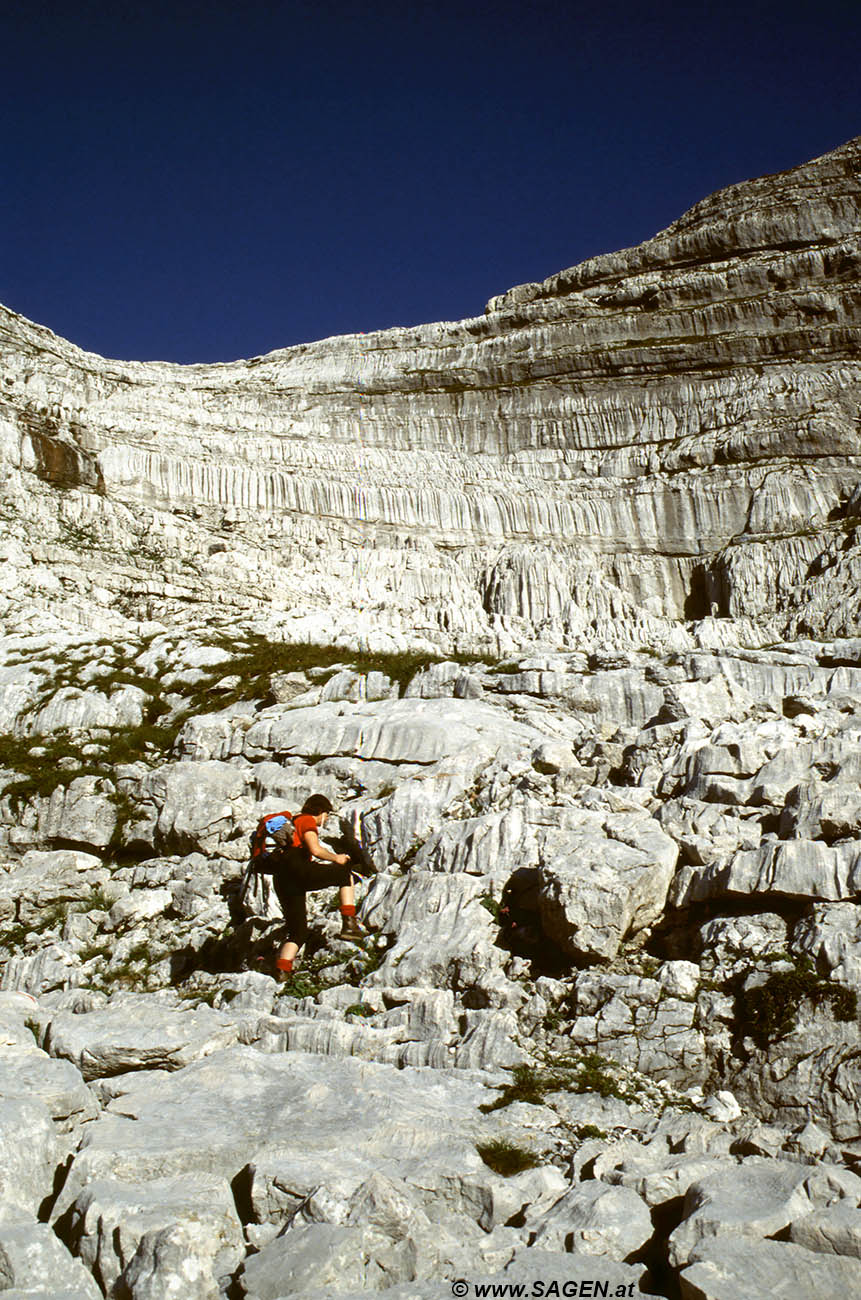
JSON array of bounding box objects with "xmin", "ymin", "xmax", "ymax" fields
[
  {"xmin": 340, "ymin": 904, "xmax": 356, "ymax": 917},
  {"xmin": 276, "ymin": 958, "xmax": 293, "ymax": 972}
]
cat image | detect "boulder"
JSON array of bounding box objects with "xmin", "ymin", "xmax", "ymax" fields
[
  {"xmin": 122, "ymin": 760, "xmax": 253, "ymax": 855},
  {"xmin": 0, "ymin": 850, "xmax": 112, "ymax": 929},
  {"xmin": 529, "ymin": 1180, "xmax": 653, "ymax": 1258},
  {"xmin": 537, "ymin": 811, "xmax": 678, "ymax": 961},
  {"xmin": 0, "ymin": 1097, "xmax": 62, "ymax": 1217},
  {"xmin": 789, "ymin": 1203, "xmax": 861, "ymax": 1258},
  {"xmin": 679, "ymin": 1236, "xmax": 861, "ymax": 1300},
  {"xmin": 672, "ymin": 839, "xmax": 861, "ymax": 907},
  {"xmin": 0, "ymin": 1218, "xmax": 100, "ymax": 1300},
  {"xmin": 669, "ymin": 1158, "xmax": 861, "ymax": 1267},
  {"xmin": 36, "ymin": 776, "xmax": 118, "ymax": 851},
  {"xmin": 67, "ymin": 1175, "xmax": 243, "ymax": 1298},
  {"xmin": 56, "ymin": 1046, "xmax": 539, "ymax": 1229},
  {"xmin": 42, "ymin": 996, "xmax": 241, "ymax": 1080},
  {"xmin": 0, "ymin": 1047, "xmax": 98, "ymax": 1130},
  {"xmin": 794, "ymin": 902, "xmax": 861, "ymax": 990}
]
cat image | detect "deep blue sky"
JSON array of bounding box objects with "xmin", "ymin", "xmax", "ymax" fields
[{"xmin": 2, "ymin": 0, "xmax": 859, "ymax": 363}]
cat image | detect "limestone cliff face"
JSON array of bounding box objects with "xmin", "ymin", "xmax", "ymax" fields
[{"xmin": 1, "ymin": 136, "xmax": 860, "ymax": 648}]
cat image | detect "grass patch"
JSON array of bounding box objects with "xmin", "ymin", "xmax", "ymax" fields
[
  {"xmin": 479, "ymin": 1053, "xmax": 632, "ymax": 1114},
  {"xmin": 0, "ymin": 731, "xmax": 86, "ymax": 809},
  {"xmin": 353, "ymin": 937, "xmax": 387, "ymax": 980},
  {"xmin": 1, "ymin": 635, "xmax": 491, "ymax": 814},
  {"xmin": 344, "ymin": 1003, "xmax": 375, "ymax": 1018},
  {"xmin": 0, "ymin": 920, "xmax": 34, "ymax": 951},
  {"xmin": 480, "ymin": 893, "xmax": 502, "ymax": 923},
  {"xmin": 542, "ymin": 1008, "xmax": 562, "ymax": 1033},
  {"xmin": 277, "ymin": 950, "xmax": 345, "ymax": 1000},
  {"xmin": 75, "ymin": 886, "xmax": 115, "ymax": 914},
  {"xmin": 480, "ymin": 1064, "xmax": 550, "ymax": 1112},
  {"xmin": 737, "ymin": 956, "xmax": 858, "ymax": 1049},
  {"xmin": 0, "ymin": 718, "xmax": 181, "ymax": 811},
  {"xmin": 0, "ymin": 901, "xmax": 71, "ymax": 953},
  {"xmin": 201, "ymin": 635, "xmax": 484, "ymax": 703},
  {"xmin": 77, "ymin": 941, "xmax": 111, "ymax": 964},
  {"xmin": 476, "ymin": 1139, "xmax": 541, "ymax": 1176},
  {"xmin": 572, "ymin": 1123, "xmax": 608, "ymax": 1141}
]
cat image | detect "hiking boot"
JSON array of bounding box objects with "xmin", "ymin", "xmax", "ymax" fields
[{"xmin": 339, "ymin": 914, "xmax": 366, "ymax": 941}]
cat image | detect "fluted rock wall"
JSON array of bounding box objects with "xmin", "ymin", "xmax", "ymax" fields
[{"xmin": 1, "ymin": 136, "xmax": 859, "ymax": 648}]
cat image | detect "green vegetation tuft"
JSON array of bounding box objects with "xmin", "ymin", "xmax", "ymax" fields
[
  {"xmin": 277, "ymin": 950, "xmax": 344, "ymax": 1001},
  {"xmin": 479, "ymin": 1064, "xmax": 554, "ymax": 1112},
  {"xmin": 0, "ymin": 731, "xmax": 86, "ymax": 809},
  {"xmin": 0, "ymin": 719, "xmax": 182, "ymax": 810},
  {"xmin": 476, "ymin": 1139, "xmax": 541, "ymax": 1176},
  {"xmin": 737, "ymin": 956, "xmax": 858, "ymax": 1049},
  {"xmin": 345, "ymin": 936, "xmax": 389, "ymax": 984},
  {"xmin": 480, "ymin": 894, "xmax": 502, "ymax": 923},
  {"xmin": 198, "ymin": 636, "xmax": 483, "ymax": 705},
  {"xmin": 0, "ymin": 901, "xmax": 71, "ymax": 953},
  {"xmin": 479, "ymin": 1053, "xmax": 632, "ymax": 1114},
  {"xmin": 77, "ymin": 941, "xmax": 111, "ymax": 964},
  {"xmin": 76, "ymin": 886, "xmax": 115, "ymax": 914},
  {"xmin": 0, "ymin": 920, "xmax": 33, "ymax": 952},
  {"xmin": 572, "ymin": 1123, "xmax": 608, "ymax": 1141},
  {"xmin": 575, "ymin": 1051, "xmax": 627, "ymax": 1098}
]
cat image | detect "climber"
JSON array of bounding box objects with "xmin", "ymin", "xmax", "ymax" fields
[{"xmin": 269, "ymin": 793, "xmax": 364, "ymax": 980}]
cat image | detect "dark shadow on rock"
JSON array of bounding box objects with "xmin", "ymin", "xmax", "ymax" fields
[
  {"xmin": 628, "ymin": 1196, "xmax": 686, "ymax": 1299},
  {"xmin": 492, "ymin": 867, "xmax": 577, "ymax": 979}
]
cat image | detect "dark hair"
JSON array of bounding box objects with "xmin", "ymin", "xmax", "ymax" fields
[{"xmin": 301, "ymin": 794, "xmax": 333, "ymax": 817}]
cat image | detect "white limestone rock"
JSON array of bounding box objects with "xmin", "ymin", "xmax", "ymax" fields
[
  {"xmin": 0, "ymin": 1047, "xmax": 97, "ymax": 1131},
  {"xmin": 697, "ymin": 913, "xmax": 789, "ymax": 977},
  {"xmin": 679, "ymin": 1236, "xmax": 861, "ymax": 1300},
  {"xmin": 668, "ymin": 1157, "xmax": 861, "ymax": 1267},
  {"xmin": 0, "ymin": 1096, "xmax": 62, "ymax": 1218},
  {"xmin": 27, "ymin": 684, "xmax": 148, "ymax": 736},
  {"xmin": 238, "ymin": 1216, "xmax": 512, "ymax": 1298},
  {"xmin": 104, "ymin": 888, "xmax": 172, "ymax": 930},
  {"xmin": 656, "ymin": 797, "xmax": 762, "ymax": 867},
  {"xmin": 1, "ymin": 942, "xmax": 86, "ymax": 996},
  {"xmin": 793, "ymin": 902, "xmax": 861, "ymax": 990},
  {"xmin": 411, "ymin": 806, "xmax": 540, "ymax": 881},
  {"xmin": 0, "ymin": 850, "xmax": 113, "ymax": 927},
  {"xmin": 66, "ymin": 1175, "xmax": 243, "ymax": 1299},
  {"xmin": 537, "ymin": 810, "xmax": 678, "ymax": 961},
  {"xmin": 359, "ymin": 871, "xmax": 506, "ymax": 995},
  {"xmin": 621, "ymin": 1156, "xmax": 741, "ymax": 1209},
  {"xmin": 671, "ymin": 838, "xmax": 861, "ymax": 907},
  {"xmin": 35, "ymin": 775, "xmax": 118, "ymax": 852},
  {"xmin": 529, "ymin": 1180, "xmax": 653, "ymax": 1259},
  {"xmin": 313, "ymin": 1252, "xmax": 646, "ymax": 1300},
  {"xmin": 565, "ymin": 969, "xmax": 709, "ymax": 1084},
  {"xmin": 3, "ymin": 135, "xmax": 861, "ymax": 1297},
  {"xmin": 0, "ymin": 1218, "xmax": 100, "ymax": 1300},
  {"xmin": 658, "ymin": 960, "xmax": 701, "ymax": 999},
  {"xmin": 789, "ymin": 1202, "xmax": 861, "ymax": 1258},
  {"xmin": 56, "ymin": 1046, "xmax": 541, "ymax": 1227},
  {"xmin": 42, "ymin": 996, "xmax": 241, "ymax": 1080},
  {"xmin": 121, "ymin": 759, "xmax": 253, "ymax": 855}
]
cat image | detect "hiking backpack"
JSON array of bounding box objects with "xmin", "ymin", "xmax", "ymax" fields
[{"xmin": 238, "ymin": 810, "xmax": 295, "ymax": 906}]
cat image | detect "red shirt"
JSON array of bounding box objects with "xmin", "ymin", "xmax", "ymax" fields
[{"xmin": 292, "ymin": 814, "xmax": 318, "ymax": 856}]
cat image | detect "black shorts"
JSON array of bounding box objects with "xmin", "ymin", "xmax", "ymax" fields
[{"xmin": 271, "ymin": 848, "xmax": 354, "ymax": 945}]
